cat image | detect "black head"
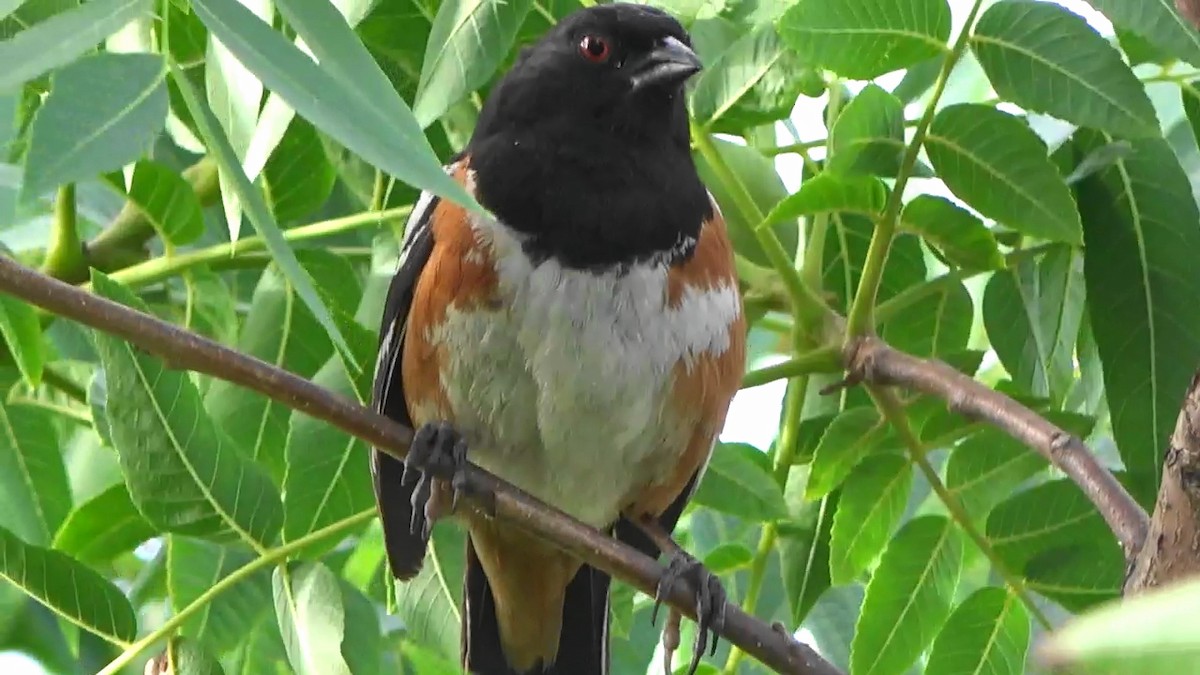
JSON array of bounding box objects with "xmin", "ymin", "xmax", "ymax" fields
[{"xmin": 467, "ymin": 3, "xmax": 713, "ymax": 271}]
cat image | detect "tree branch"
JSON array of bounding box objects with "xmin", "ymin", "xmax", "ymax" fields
[
  {"xmin": 844, "ymin": 334, "xmax": 1150, "ymax": 559},
  {"xmin": 0, "ymin": 255, "xmax": 841, "ymax": 675},
  {"xmin": 1124, "ymin": 369, "xmax": 1200, "ymax": 594}
]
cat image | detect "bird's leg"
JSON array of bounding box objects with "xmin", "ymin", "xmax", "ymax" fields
[
  {"xmin": 403, "ymin": 421, "xmax": 491, "ymax": 537},
  {"xmin": 629, "ymin": 514, "xmax": 727, "ymax": 675}
]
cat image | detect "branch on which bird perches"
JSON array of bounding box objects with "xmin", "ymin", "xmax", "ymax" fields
[
  {"xmin": 840, "ymin": 333, "xmax": 1150, "ymax": 562},
  {"xmin": 0, "ymin": 255, "xmax": 842, "ymax": 675}
]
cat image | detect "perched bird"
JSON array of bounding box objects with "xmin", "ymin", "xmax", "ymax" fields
[{"xmin": 370, "ymin": 3, "xmax": 746, "ymax": 674}]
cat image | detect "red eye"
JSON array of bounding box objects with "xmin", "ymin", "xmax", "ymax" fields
[{"xmin": 579, "ymin": 35, "xmax": 610, "ymax": 63}]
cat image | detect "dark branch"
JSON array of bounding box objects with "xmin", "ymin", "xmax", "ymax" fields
[
  {"xmin": 845, "ymin": 334, "xmax": 1150, "ymax": 559},
  {"xmin": 1124, "ymin": 369, "xmax": 1200, "ymax": 594},
  {"xmin": 0, "ymin": 255, "xmax": 840, "ymax": 675}
]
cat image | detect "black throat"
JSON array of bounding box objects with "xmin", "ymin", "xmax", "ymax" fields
[{"xmin": 465, "ymin": 115, "xmax": 713, "ymax": 272}]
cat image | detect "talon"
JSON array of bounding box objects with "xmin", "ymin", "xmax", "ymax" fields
[
  {"xmin": 654, "ymin": 551, "xmax": 726, "ymax": 675},
  {"xmin": 409, "ymin": 473, "xmax": 432, "ymax": 536},
  {"xmin": 405, "ymin": 421, "xmax": 493, "ymax": 533}
]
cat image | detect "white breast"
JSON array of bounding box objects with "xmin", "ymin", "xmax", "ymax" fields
[{"xmin": 425, "ymin": 210, "xmax": 740, "ymax": 527}]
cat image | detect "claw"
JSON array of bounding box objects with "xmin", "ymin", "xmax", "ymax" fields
[
  {"xmin": 653, "ymin": 551, "xmax": 726, "ymax": 675},
  {"xmin": 404, "ymin": 421, "xmax": 490, "ymax": 536}
]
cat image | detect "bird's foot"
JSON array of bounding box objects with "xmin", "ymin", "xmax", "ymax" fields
[
  {"xmin": 652, "ymin": 550, "xmax": 727, "ymax": 675},
  {"xmin": 403, "ymin": 421, "xmax": 489, "ymax": 537}
]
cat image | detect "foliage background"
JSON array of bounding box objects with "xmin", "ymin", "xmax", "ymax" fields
[{"xmin": 1, "ymin": 0, "xmax": 1199, "ymax": 673}]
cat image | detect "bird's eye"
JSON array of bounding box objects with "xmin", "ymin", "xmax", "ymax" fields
[{"xmin": 578, "ymin": 35, "xmax": 611, "ymax": 63}]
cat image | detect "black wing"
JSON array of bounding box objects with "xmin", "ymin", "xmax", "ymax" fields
[{"xmin": 371, "ymin": 190, "xmax": 440, "ymax": 581}]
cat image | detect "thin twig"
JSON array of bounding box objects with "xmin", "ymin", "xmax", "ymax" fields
[
  {"xmin": 845, "ymin": 334, "xmax": 1149, "ymax": 558},
  {"xmin": 0, "ymin": 256, "xmax": 840, "ymax": 675}
]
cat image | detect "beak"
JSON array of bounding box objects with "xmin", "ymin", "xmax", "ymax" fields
[{"xmin": 628, "ymin": 36, "xmax": 702, "ymax": 93}]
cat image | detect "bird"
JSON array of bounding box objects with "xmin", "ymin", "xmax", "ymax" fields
[{"xmin": 370, "ymin": 3, "xmax": 746, "ymax": 674}]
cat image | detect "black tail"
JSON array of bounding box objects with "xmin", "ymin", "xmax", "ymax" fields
[
  {"xmin": 370, "ymin": 449, "xmax": 429, "ymax": 580},
  {"xmin": 462, "ymin": 538, "xmax": 610, "ymax": 675}
]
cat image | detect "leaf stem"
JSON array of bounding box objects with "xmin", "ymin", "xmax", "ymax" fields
[
  {"xmin": 690, "ymin": 121, "xmax": 829, "ymax": 331},
  {"xmin": 98, "ymin": 207, "xmax": 410, "ymax": 290},
  {"xmin": 870, "ymin": 386, "xmax": 1052, "ymax": 629},
  {"xmin": 41, "ymin": 184, "xmax": 86, "ymax": 281},
  {"xmin": 95, "ymin": 508, "xmax": 377, "ymax": 675},
  {"xmin": 724, "ymin": 369, "xmax": 813, "ymax": 673},
  {"xmin": 844, "ymin": 0, "xmax": 986, "ymax": 338},
  {"xmin": 741, "ymin": 345, "xmax": 842, "ymax": 389}
]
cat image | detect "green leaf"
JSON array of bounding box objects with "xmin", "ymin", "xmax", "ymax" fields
[
  {"xmin": 273, "ymin": 0, "xmax": 412, "ymax": 138},
  {"xmin": 691, "ymin": 23, "xmax": 814, "ymax": 132},
  {"xmin": 0, "ymin": 0, "xmax": 24, "ymax": 20},
  {"xmin": 163, "ymin": 637, "xmax": 227, "ymax": 675},
  {"xmin": 1040, "ymin": 570, "xmax": 1200, "ymax": 673},
  {"xmin": 205, "ymin": 0, "xmax": 268, "ymax": 243},
  {"xmin": 169, "ymin": 537, "xmax": 272, "ymax": 654},
  {"xmin": 1118, "ymin": 28, "xmax": 1174, "ymax": 67},
  {"xmin": 413, "ymin": 0, "xmax": 533, "ymax": 128},
  {"xmin": 338, "ymin": 579, "xmax": 382, "ymax": 675},
  {"xmin": 780, "ymin": 487, "xmax": 837, "ymax": 624},
  {"xmin": 282, "ymin": 355, "xmax": 374, "ymax": 553},
  {"xmin": 394, "ymin": 521, "xmax": 465, "ymax": 663},
  {"xmin": 262, "ymin": 118, "xmax": 336, "ymax": 223},
  {"xmin": 0, "ymin": 402, "xmax": 69, "ymax": 546},
  {"xmin": 0, "ymin": 293, "xmax": 45, "ymax": 386},
  {"xmin": 103, "ymin": 160, "xmax": 204, "ymax": 245},
  {"xmin": 851, "ymin": 515, "xmax": 962, "ymax": 675},
  {"xmin": 766, "ymin": 173, "xmax": 888, "ymax": 224},
  {"xmin": 273, "ymin": 562, "xmax": 353, "ymax": 675},
  {"xmin": 224, "ymin": 614, "xmax": 289, "ymax": 675},
  {"xmin": 0, "ymin": 523, "xmax": 137, "ymax": 645},
  {"xmin": 925, "ymin": 587, "xmax": 1030, "ymax": 675},
  {"xmin": 823, "ymin": 214, "xmax": 927, "ymax": 313},
  {"xmin": 89, "ymin": 370, "xmax": 113, "ymax": 447},
  {"xmin": 1024, "ymin": 541, "xmax": 1122, "ymax": 613},
  {"xmin": 52, "ymin": 483, "xmax": 154, "ymax": 565},
  {"xmin": 692, "ymin": 135, "xmax": 798, "ymax": 268},
  {"xmin": 203, "ymin": 253, "xmax": 356, "ymax": 482},
  {"xmin": 945, "ymin": 430, "xmax": 1047, "ymax": 523},
  {"xmin": 183, "ymin": 267, "xmax": 239, "ymax": 345},
  {"xmin": 986, "ymin": 478, "xmax": 1114, "ymax": 570},
  {"xmin": 808, "ymin": 407, "xmax": 889, "ymax": 499},
  {"xmin": 691, "ymin": 443, "xmax": 787, "ymax": 521},
  {"xmin": 925, "ymin": 104, "xmax": 1081, "ymax": 244},
  {"xmin": 168, "ymin": 57, "xmax": 357, "ymax": 366},
  {"xmin": 22, "ymin": 52, "xmax": 166, "ymax": 199},
  {"xmin": 91, "ymin": 271, "xmax": 284, "ymax": 546},
  {"xmin": 983, "ymin": 245, "xmax": 1084, "ymax": 405},
  {"xmin": 881, "ymin": 277, "xmax": 973, "ymax": 358},
  {"xmin": 1072, "ymin": 130, "xmax": 1200, "ymax": 503},
  {"xmin": 899, "ymin": 195, "xmax": 1004, "ymax": 271},
  {"xmin": 187, "ymin": 0, "xmax": 477, "ymax": 209},
  {"xmin": 356, "ymin": 0, "xmax": 435, "ymax": 102},
  {"xmin": 779, "ymin": 0, "xmax": 951, "ymax": 79},
  {"xmin": 0, "ymin": 0, "xmax": 153, "ymax": 91},
  {"xmin": 891, "ymin": 56, "xmax": 940, "ymax": 103},
  {"xmin": 1083, "ymin": 0, "xmax": 1200, "ymax": 68},
  {"xmin": 702, "ymin": 543, "xmax": 754, "ymax": 574},
  {"xmin": 971, "ymin": 0, "xmax": 1158, "ymax": 138},
  {"xmin": 1182, "ymin": 80, "xmax": 1200, "ymax": 150},
  {"xmin": 826, "ymin": 84, "xmax": 907, "ymax": 178},
  {"xmin": 829, "ymin": 454, "xmax": 912, "ymax": 586}
]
